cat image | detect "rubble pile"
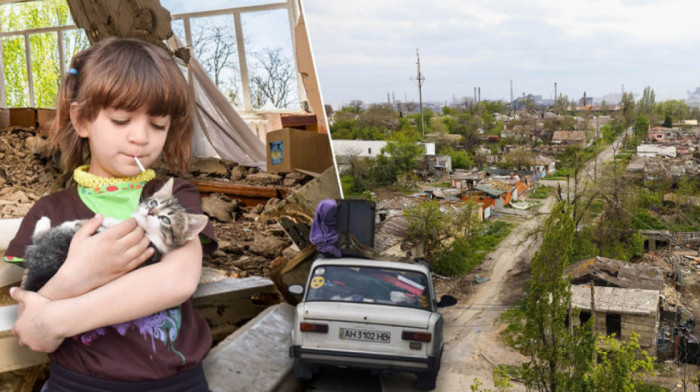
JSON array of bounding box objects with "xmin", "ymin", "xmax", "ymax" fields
[{"xmin": 0, "ymin": 127, "xmax": 310, "ymax": 277}]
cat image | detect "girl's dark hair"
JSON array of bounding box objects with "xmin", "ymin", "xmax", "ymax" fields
[{"xmin": 49, "ymin": 37, "xmax": 194, "ymax": 178}]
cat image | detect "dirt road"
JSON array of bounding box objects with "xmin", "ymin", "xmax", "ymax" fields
[{"xmin": 382, "ymin": 130, "xmax": 632, "ymax": 391}]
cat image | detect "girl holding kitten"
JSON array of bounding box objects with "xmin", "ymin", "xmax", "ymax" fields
[{"xmin": 6, "ymin": 37, "xmax": 217, "ymax": 391}]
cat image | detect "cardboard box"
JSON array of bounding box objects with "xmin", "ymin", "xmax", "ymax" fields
[
  {"xmin": 0, "ymin": 109, "xmax": 9, "ymax": 128},
  {"xmin": 9, "ymin": 108, "xmax": 37, "ymax": 128},
  {"xmin": 266, "ymin": 128, "xmax": 333, "ymax": 174},
  {"xmin": 36, "ymin": 108, "xmax": 56, "ymax": 136}
]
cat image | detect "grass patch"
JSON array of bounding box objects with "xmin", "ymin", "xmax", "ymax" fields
[
  {"xmin": 431, "ymin": 181, "xmax": 451, "ymax": 188},
  {"xmin": 530, "ymin": 185, "xmax": 552, "ymax": 199},
  {"xmin": 340, "ymin": 175, "xmax": 362, "ymax": 198},
  {"xmin": 636, "ymin": 383, "xmax": 670, "ymax": 392},
  {"xmin": 434, "ymin": 221, "xmax": 511, "ymax": 276},
  {"xmin": 499, "ymin": 304, "xmax": 526, "ymax": 349},
  {"xmin": 586, "ymin": 200, "xmax": 604, "ymax": 219}
]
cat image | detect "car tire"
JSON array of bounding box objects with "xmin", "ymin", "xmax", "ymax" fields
[
  {"xmin": 416, "ymin": 370, "xmax": 437, "ymax": 390},
  {"xmin": 294, "ymin": 359, "xmax": 314, "ymax": 382}
]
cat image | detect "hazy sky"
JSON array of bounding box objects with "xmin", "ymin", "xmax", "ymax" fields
[{"xmin": 303, "ymin": 0, "xmax": 700, "ymax": 106}]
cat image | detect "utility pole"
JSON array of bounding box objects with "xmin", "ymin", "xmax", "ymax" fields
[
  {"xmin": 474, "ymin": 87, "xmax": 477, "ymax": 103},
  {"xmin": 414, "ymin": 48, "xmax": 425, "ymax": 136},
  {"xmin": 554, "ymin": 82, "xmax": 557, "ymax": 101},
  {"xmin": 510, "ymin": 79, "xmax": 514, "ymax": 113},
  {"xmin": 478, "ymin": 87, "xmax": 481, "ymax": 102}
]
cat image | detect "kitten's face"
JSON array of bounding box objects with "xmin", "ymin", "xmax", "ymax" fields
[{"xmin": 133, "ymin": 178, "xmax": 208, "ymax": 254}]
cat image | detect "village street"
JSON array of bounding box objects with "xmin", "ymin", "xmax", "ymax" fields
[
  {"xmin": 308, "ymin": 130, "xmax": 630, "ymax": 391},
  {"xmin": 380, "ymin": 129, "xmax": 632, "ymax": 391}
]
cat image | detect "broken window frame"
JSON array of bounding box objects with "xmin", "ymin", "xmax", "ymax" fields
[
  {"xmin": 0, "ymin": 0, "xmax": 306, "ymax": 114},
  {"xmin": 167, "ymin": 0, "xmax": 304, "ymax": 113},
  {"xmin": 0, "ymin": 21, "xmax": 83, "ymax": 107}
]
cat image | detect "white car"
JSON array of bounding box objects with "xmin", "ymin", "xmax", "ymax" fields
[{"xmin": 288, "ymin": 257, "xmax": 457, "ymax": 390}]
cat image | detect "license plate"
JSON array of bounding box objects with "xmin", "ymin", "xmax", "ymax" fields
[{"xmin": 339, "ymin": 328, "xmax": 391, "ymax": 343}]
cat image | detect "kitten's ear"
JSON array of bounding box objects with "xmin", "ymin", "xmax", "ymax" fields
[
  {"xmin": 32, "ymin": 217, "xmax": 51, "ymax": 241},
  {"xmin": 184, "ymin": 214, "xmax": 209, "ymax": 242},
  {"xmin": 154, "ymin": 178, "xmax": 175, "ymax": 198}
]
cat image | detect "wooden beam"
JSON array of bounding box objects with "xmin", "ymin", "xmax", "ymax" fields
[{"xmin": 190, "ymin": 179, "xmax": 295, "ymax": 202}]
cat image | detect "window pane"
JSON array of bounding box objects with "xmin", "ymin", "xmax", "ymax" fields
[
  {"xmin": 242, "ymin": 9, "xmax": 299, "ymax": 110},
  {"xmin": 62, "ymin": 28, "xmax": 89, "ymax": 71},
  {"xmin": 30, "ymin": 32, "xmax": 59, "ymax": 108},
  {"xmin": 2, "ymin": 36, "xmax": 29, "ymax": 107},
  {"xmin": 161, "ymin": 0, "xmax": 286, "ymax": 15},
  {"xmin": 190, "ymin": 15, "xmax": 243, "ymax": 108},
  {"xmin": 0, "ymin": 0, "xmax": 73, "ymax": 33}
]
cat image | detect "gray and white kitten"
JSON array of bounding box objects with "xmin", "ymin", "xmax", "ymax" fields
[{"xmin": 21, "ymin": 178, "xmax": 208, "ymax": 292}]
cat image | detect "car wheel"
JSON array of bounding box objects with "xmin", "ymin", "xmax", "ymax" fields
[
  {"xmin": 294, "ymin": 359, "xmax": 314, "ymax": 382},
  {"xmin": 416, "ymin": 370, "xmax": 437, "ymax": 390}
]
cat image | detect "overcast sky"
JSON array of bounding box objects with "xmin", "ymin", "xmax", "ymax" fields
[{"xmin": 303, "ymin": 0, "xmax": 700, "ymax": 107}]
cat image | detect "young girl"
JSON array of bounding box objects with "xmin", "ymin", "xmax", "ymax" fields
[{"xmin": 6, "ymin": 37, "xmax": 218, "ymax": 392}]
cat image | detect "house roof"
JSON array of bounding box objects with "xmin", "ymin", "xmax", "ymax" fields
[
  {"xmin": 451, "ymin": 169, "xmax": 484, "ymax": 181},
  {"xmin": 566, "ymin": 256, "xmax": 664, "ymax": 291},
  {"xmin": 570, "ymin": 285, "xmax": 659, "ymax": 315},
  {"xmin": 552, "ymin": 130, "xmax": 587, "ymax": 142},
  {"xmin": 474, "ymin": 184, "xmax": 506, "ymax": 197}
]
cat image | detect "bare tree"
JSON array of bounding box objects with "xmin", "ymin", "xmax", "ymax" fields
[
  {"xmin": 250, "ymin": 47, "xmax": 295, "ymax": 109},
  {"xmin": 189, "ymin": 23, "xmax": 241, "ymax": 105}
]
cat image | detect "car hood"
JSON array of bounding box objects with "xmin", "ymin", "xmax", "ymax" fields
[{"xmin": 300, "ymin": 301, "xmax": 432, "ymax": 329}]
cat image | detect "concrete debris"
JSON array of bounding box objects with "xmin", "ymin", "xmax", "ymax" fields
[
  {"xmin": 201, "ymin": 194, "xmax": 238, "ymax": 223},
  {"xmin": 231, "ymin": 165, "xmax": 248, "ymax": 181},
  {"xmin": 245, "ymin": 172, "xmax": 283, "ymax": 186},
  {"xmin": 203, "ymin": 304, "xmax": 298, "ymax": 392},
  {"xmin": 189, "ymin": 158, "xmax": 229, "ymax": 177}
]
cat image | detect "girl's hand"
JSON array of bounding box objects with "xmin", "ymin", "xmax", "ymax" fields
[
  {"xmin": 10, "ymin": 287, "xmax": 63, "ymax": 353},
  {"xmin": 42, "ymin": 214, "xmax": 155, "ymax": 299}
]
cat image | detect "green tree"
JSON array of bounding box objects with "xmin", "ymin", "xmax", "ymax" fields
[
  {"xmin": 588, "ymin": 333, "xmax": 654, "ymax": 392},
  {"xmin": 621, "ymin": 92, "xmax": 636, "ymax": 126},
  {"xmin": 662, "ymin": 115, "xmax": 673, "ymax": 128},
  {"xmin": 519, "ymin": 202, "xmax": 596, "ymax": 392},
  {"xmin": 634, "ymin": 116, "xmax": 650, "ymax": 145},
  {"xmin": 441, "ymin": 147, "xmax": 474, "ymax": 170},
  {"xmin": 637, "ymin": 86, "xmax": 656, "ymax": 116},
  {"xmin": 553, "ymin": 95, "xmax": 570, "ymax": 115},
  {"xmin": 404, "ymin": 200, "xmax": 451, "ymax": 263},
  {"xmin": 373, "ymin": 132, "xmax": 424, "ymax": 185},
  {"xmin": 1, "ymin": 0, "xmax": 85, "ymax": 107}
]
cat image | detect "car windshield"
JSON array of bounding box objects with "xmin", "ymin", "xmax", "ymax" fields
[{"xmin": 305, "ymin": 265, "xmax": 432, "ymax": 310}]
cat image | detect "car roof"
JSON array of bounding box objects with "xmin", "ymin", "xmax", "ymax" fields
[{"xmin": 312, "ymin": 257, "xmax": 431, "ymax": 275}]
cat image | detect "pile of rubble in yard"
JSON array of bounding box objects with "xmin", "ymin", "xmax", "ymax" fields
[{"xmin": 0, "ymin": 126, "xmax": 312, "ymax": 277}]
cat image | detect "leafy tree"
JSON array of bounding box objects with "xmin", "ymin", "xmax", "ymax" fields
[
  {"xmin": 373, "ymin": 132, "xmax": 424, "ymax": 185},
  {"xmin": 348, "ymin": 99, "xmax": 363, "ymax": 113},
  {"xmin": 1, "ymin": 0, "xmax": 83, "ymax": 107},
  {"xmin": 637, "ymin": 86, "xmax": 656, "ymax": 116},
  {"xmin": 358, "ymin": 103, "xmax": 398, "ymax": 131},
  {"xmin": 621, "ymin": 92, "xmax": 636, "ymax": 126},
  {"xmin": 441, "ymin": 147, "xmax": 474, "ymax": 170},
  {"xmin": 662, "ymin": 115, "xmax": 672, "ymax": 128},
  {"xmin": 588, "ymin": 333, "xmax": 654, "ymax": 392},
  {"xmin": 553, "ymin": 94, "xmax": 570, "ymax": 115},
  {"xmin": 404, "ymin": 200, "xmax": 451, "ymax": 263},
  {"xmin": 634, "ymin": 116, "xmax": 650, "ymax": 145},
  {"xmin": 519, "ymin": 202, "xmax": 596, "ymax": 392},
  {"xmin": 453, "ymin": 200, "xmax": 482, "ymax": 239}
]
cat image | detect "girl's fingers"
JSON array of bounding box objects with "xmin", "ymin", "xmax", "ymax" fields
[
  {"xmin": 128, "ymin": 247, "xmax": 155, "ymax": 270},
  {"xmin": 122, "ymin": 236, "xmax": 151, "ymax": 263},
  {"xmin": 117, "ymin": 225, "xmax": 146, "ymax": 247},
  {"xmin": 74, "ymin": 214, "xmax": 103, "ymax": 240},
  {"xmin": 102, "ymin": 218, "xmax": 138, "ymax": 240}
]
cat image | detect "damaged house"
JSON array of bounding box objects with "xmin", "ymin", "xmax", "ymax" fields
[
  {"xmin": 570, "ymin": 286, "xmax": 660, "ymax": 356},
  {"xmin": 566, "ymin": 257, "xmax": 664, "ymax": 355}
]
